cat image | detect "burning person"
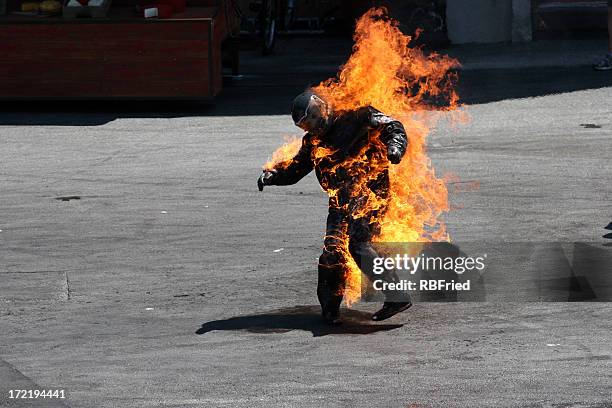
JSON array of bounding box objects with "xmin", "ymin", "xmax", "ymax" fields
[
  {"xmin": 257, "ymin": 7, "xmax": 460, "ymax": 325},
  {"xmin": 257, "ymin": 90, "xmax": 412, "ymax": 324}
]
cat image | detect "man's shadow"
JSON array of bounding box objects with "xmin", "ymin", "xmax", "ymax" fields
[{"xmin": 195, "ymin": 305, "xmax": 404, "ymax": 337}]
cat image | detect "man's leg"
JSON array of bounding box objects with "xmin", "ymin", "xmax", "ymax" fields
[
  {"xmin": 608, "ymin": 4, "xmax": 612, "ymax": 54},
  {"xmin": 348, "ymin": 217, "xmax": 412, "ymax": 321},
  {"xmin": 317, "ymin": 207, "xmax": 347, "ymax": 324},
  {"xmin": 608, "ymin": 4, "xmax": 612, "ymax": 52},
  {"xmin": 594, "ymin": 5, "xmax": 612, "ymax": 70}
]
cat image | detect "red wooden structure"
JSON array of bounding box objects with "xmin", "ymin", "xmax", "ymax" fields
[{"xmin": 0, "ymin": 0, "xmax": 238, "ymax": 99}]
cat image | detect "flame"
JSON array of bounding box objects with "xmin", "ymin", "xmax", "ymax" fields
[
  {"xmin": 263, "ymin": 135, "xmax": 303, "ymax": 170},
  {"xmin": 313, "ymin": 7, "xmax": 460, "ymax": 305},
  {"xmin": 264, "ymin": 7, "xmax": 461, "ymax": 306}
]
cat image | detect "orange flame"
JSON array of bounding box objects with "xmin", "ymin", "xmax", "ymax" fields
[
  {"xmin": 313, "ymin": 7, "xmax": 460, "ymax": 305},
  {"xmin": 263, "ymin": 136, "xmax": 303, "ymax": 170},
  {"xmin": 265, "ymin": 7, "xmax": 461, "ymax": 306}
]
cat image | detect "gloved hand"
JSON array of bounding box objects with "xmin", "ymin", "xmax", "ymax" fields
[
  {"xmin": 387, "ymin": 145, "xmax": 403, "ymax": 164},
  {"xmin": 257, "ymin": 169, "xmax": 277, "ymax": 191}
]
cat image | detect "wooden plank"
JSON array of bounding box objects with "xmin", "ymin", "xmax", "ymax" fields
[
  {"xmin": 100, "ymin": 80, "xmax": 210, "ymax": 97},
  {"xmin": 0, "ymin": 19, "xmax": 216, "ymax": 98},
  {"xmin": 99, "ymin": 52, "xmax": 211, "ymax": 96},
  {"xmin": 1, "ymin": 41, "xmax": 210, "ymax": 62},
  {"xmin": 0, "ymin": 6, "xmax": 218, "ymax": 24},
  {"xmin": 0, "ymin": 60, "xmax": 103, "ymax": 96}
]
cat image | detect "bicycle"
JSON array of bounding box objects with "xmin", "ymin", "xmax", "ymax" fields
[{"xmin": 247, "ymin": 0, "xmax": 298, "ymax": 55}]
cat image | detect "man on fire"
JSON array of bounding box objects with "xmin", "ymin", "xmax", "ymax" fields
[{"xmin": 258, "ymin": 90, "xmax": 412, "ymax": 325}]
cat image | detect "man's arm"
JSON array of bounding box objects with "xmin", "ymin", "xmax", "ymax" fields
[
  {"xmin": 258, "ymin": 135, "xmax": 314, "ymax": 191},
  {"xmin": 366, "ymin": 107, "xmax": 408, "ymax": 164}
]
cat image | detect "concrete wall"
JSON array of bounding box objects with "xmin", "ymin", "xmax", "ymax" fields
[{"xmin": 447, "ymin": 0, "xmax": 532, "ymax": 44}]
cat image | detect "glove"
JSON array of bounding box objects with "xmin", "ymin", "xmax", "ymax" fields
[
  {"xmin": 387, "ymin": 145, "xmax": 403, "ymax": 164},
  {"xmin": 257, "ymin": 169, "xmax": 277, "ymax": 191}
]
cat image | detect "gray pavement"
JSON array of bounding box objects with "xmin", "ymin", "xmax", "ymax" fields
[{"xmin": 1, "ymin": 37, "xmax": 612, "ymax": 407}]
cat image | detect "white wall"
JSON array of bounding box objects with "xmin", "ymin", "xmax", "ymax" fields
[{"xmin": 446, "ymin": 0, "xmax": 532, "ymax": 44}]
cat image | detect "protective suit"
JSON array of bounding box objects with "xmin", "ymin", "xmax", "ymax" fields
[{"xmin": 259, "ymin": 90, "xmax": 412, "ymax": 324}]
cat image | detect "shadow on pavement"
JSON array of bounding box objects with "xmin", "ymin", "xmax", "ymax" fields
[
  {"xmin": 0, "ymin": 73, "xmax": 324, "ymax": 126},
  {"xmin": 458, "ymin": 66, "xmax": 612, "ymax": 105},
  {"xmin": 195, "ymin": 305, "xmax": 403, "ymax": 337},
  {"xmin": 1, "ymin": 49, "xmax": 611, "ymax": 126},
  {"xmin": 0, "ymin": 100, "xmax": 221, "ymax": 127}
]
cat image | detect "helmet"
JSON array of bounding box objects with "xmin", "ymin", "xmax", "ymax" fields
[{"xmin": 291, "ymin": 91, "xmax": 331, "ymax": 135}]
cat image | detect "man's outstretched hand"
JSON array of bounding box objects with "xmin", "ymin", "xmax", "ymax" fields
[
  {"xmin": 257, "ymin": 170, "xmax": 277, "ymax": 191},
  {"xmin": 387, "ymin": 145, "xmax": 403, "ymax": 164}
]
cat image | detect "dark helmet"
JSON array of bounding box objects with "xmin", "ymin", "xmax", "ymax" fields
[{"xmin": 291, "ymin": 90, "xmax": 332, "ymax": 135}]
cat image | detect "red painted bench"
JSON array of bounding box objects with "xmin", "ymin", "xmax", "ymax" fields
[{"xmin": 0, "ymin": 0, "xmax": 239, "ymax": 99}]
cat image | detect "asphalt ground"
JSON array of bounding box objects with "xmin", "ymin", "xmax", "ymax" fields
[{"xmin": 1, "ymin": 37, "xmax": 612, "ymax": 407}]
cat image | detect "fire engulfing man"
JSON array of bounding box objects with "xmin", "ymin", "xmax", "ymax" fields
[{"xmin": 258, "ymin": 90, "xmax": 412, "ymax": 324}]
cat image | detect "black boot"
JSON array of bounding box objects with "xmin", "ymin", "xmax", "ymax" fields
[
  {"xmin": 371, "ymin": 301, "xmax": 412, "ymax": 321},
  {"xmin": 318, "ymin": 280, "xmax": 343, "ymax": 325},
  {"xmin": 322, "ymin": 306, "xmax": 342, "ymax": 326}
]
